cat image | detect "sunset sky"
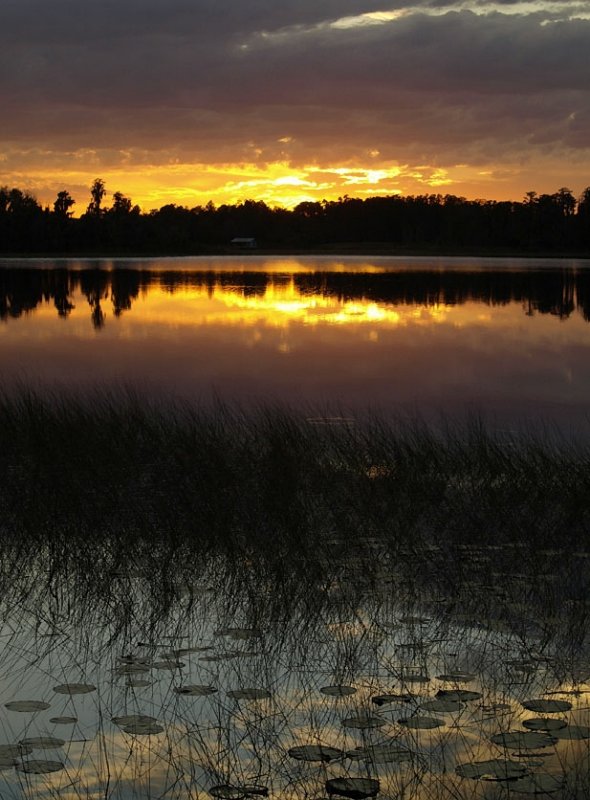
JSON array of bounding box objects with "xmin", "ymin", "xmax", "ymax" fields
[{"xmin": 1, "ymin": 0, "xmax": 589, "ymax": 213}]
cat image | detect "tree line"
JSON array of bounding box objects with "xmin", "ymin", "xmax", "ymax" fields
[{"xmin": 1, "ymin": 178, "xmax": 590, "ymax": 254}]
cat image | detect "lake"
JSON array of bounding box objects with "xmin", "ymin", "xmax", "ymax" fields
[{"xmin": 2, "ymin": 255, "xmax": 590, "ymax": 436}]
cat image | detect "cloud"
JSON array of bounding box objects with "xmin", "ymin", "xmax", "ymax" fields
[{"xmin": 1, "ymin": 0, "xmax": 589, "ymax": 206}]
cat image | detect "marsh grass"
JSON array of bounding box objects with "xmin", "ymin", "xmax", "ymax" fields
[
  {"xmin": 1, "ymin": 388, "xmax": 588, "ymax": 553},
  {"xmin": 0, "ymin": 393, "xmax": 587, "ymax": 574},
  {"xmin": 0, "ymin": 387, "xmax": 588, "ymax": 635}
]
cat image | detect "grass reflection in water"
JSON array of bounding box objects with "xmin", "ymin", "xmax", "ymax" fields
[{"xmin": 0, "ymin": 389, "xmax": 589, "ymax": 798}]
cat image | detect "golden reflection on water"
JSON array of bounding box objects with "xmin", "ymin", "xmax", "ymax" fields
[
  {"xmin": 2, "ymin": 602, "xmax": 589, "ymax": 800},
  {"xmin": 3, "ymin": 266, "xmax": 590, "ymax": 430},
  {"xmin": 138, "ymin": 281, "xmax": 451, "ymax": 328}
]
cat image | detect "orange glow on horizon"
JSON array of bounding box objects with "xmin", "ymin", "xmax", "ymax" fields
[{"xmin": 5, "ymin": 154, "xmax": 560, "ymax": 216}]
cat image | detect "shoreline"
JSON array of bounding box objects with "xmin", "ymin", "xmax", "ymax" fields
[{"xmin": 1, "ymin": 244, "xmax": 590, "ymax": 261}]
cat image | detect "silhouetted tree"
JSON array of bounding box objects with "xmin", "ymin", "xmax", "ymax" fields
[
  {"xmin": 0, "ymin": 186, "xmax": 45, "ymax": 251},
  {"xmin": 577, "ymin": 187, "xmax": 590, "ymax": 248},
  {"xmin": 53, "ymin": 190, "xmax": 75, "ymax": 217},
  {"xmin": 110, "ymin": 191, "xmax": 133, "ymax": 215},
  {"xmin": 555, "ymin": 187, "xmax": 576, "ymax": 217},
  {"xmin": 86, "ymin": 178, "xmax": 106, "ymax": 216}
]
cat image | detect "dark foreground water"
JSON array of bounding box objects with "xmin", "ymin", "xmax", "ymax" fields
[
  {"xmin": 2, "ymin": 255, "xmax": 590, "ymax": 434},
  {"xmin": 0, "ymin": 537, "xmax": 588, "ymax": 800}
]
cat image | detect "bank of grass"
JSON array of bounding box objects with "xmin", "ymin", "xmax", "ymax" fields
[{"xmin": 1, "ymin": 387, "xmax": 588, "ymax": 567}]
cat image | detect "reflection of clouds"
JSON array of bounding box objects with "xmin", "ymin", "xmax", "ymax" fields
[
  {"xmin": 1, "ymin": 562, "xmax": 590, "ymax": 799},
  {"xmin": 105, "ymin": 283, "xmax": 455, "ymax": 330},
  {"xmin": 2, "ymin": 280, "xmax": 459, "ymax": 330},
  {"xmin": 3, "ymin": 265, "xmax": 590, "ymax": 427}
]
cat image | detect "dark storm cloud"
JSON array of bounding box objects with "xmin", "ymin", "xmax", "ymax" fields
[
  {"xmin": 0, "ymin": 0, "xmax": 589, "ymax": 183},
  {"xmin": 0, "ymin": 0, "xmax": 396, "ymax": 45}
]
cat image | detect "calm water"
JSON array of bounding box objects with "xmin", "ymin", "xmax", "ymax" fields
[
  {"xmin": 2, "ymin": 255, "xmax": 590, "ymax": 433},
  {"xmin": 0, "ymin": 542, "xmax": 588, "ymax": 800}
]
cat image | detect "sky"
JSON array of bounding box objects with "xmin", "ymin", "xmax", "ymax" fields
[{"xmin": 1, "ymin": 0, "xmax": 589, "ymax": 212}]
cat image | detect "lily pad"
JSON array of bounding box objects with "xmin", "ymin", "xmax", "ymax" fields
[
  {"xmin": 0, "ymin": 744, "xmax": 33, "ymax": 758},
  {"xmin": 21, "ymin": 736, "xmax": 65, "ymax": 750},
  {"xmin": 112, "ymin": 714, "xmax": 158, "ymax": 726},
  {"xmin": 436, "ymin": 672, "xmax": 475, "ymax": 682},
  {"xmin": 481, "ymin": 703, "xmax": 512, "ymax": 714},
  {"xmin": 118, "ymin": 654, "xmax": 146, "ymax": 663},
  {"xmin": 5, "ymin": 700, "xmax": 50, "ymax": 712},
  {"xmin": 210, "ymin": 787, "xmax": 267, "ymax": 798},
  {"xmin": 522, "ymin": 718, "xmax": 568, "ymax": 731},
  {"xmin": 521, "ymin": 699, "xmax": 572, "ymax": 713},
  {"xmin": 20, "ymin": 737, "xmax": 65, "ymax": 750},
  {"xmin": 553, "ymin": 725, "xmax": 590, "ymax": 740},
  {"xmin": 326, "ymin": 777, "xmax": 380, "ymax": 799},
  {"xmin": 321, "ymin": 685, "xmax": 357, "ymax": 697},
  {"xmin": 341, "ymin": 715, "xmax": 386, "ymax": 729},
  {"xmin": 17, "ymin": 760, "xmax": 64, "ymax": 774},
  {"xmin": 399, "ymin": 673, "xmax": 430, "ymax": 683},
  {"xmin": 125, "ymin": 679, "xmax": 153, "ymax": 688},
  {"xmin": 347, "ymin": 744, "xmax": 413, "ymax": 764},
  {"xmin": 506, "ymin": 660, "xmax": 538, "ymax": 672},
  {"xmin": 509, "ymin": 773, "xmax": 565, "ymax": 793},
  {"xmin": 419, "ymin": 699, "xmax": 464, "ymax": 713},
  {"xmin": 53, "ymin": 683, "xmax": 96, "ymax": 695},
  {"xmin": 227, "ymin": 689, "xmax": 270, "ymax": 700},
  {"xmin": 200, "ymin": 653, "xmax": 241, "ymax": 662},
  {"xmin": 288, "ymin": 744, "xmax": 344, "ymax": 762},
  {"xmin": 174, "ymin": 684, "xmax": 218, "ymax": 696},
  {"xmin": 50, "ymin": 716, "xmax": 77, "ymax": 724},
  {"xmin": 215, "ymin": 627, "xmax": 262, "ymax": 640},
  {"xmin": 114, "ymin": 664, "xmax": 150, "ymax": 675},
  {"xmin": 122, "ymin": 721, "xmax": 164, "ymax": 735},
  {"xmin": 436, "ymin": 689, "xmax": 482, "ymax": 702},
  {"xmin": 490, "ymin": 731, "xmax": 557, "ymax": 749},
  {"xmin": 209, "ymin": 786, "xmax": 245, "ymax": 800},
  {"xmin": 398, "ymin": 716, "xmax": 445, "ymax": 730},
  {"xmin": 153, "ymin": 660, "xmax": 185, "ymax": 670},
  {"xmin": 455, "ymin": 758, "xmax": 529, "ymax": 781},
  {"xmin": 372, "ymin": 693, "xmax": 413, "ymax": 706}
]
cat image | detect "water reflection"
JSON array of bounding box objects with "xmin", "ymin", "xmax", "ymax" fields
[
  {"xmin": 2, "ymin": 259, "xmax": 590, "ymax": 432},
  {"xmin": 0, "ymin": 536, "xmax": 588, "ymax": 800},
  {"xmin": 1, "ymin": 265, "xmax": 590, "ymax": 326}
]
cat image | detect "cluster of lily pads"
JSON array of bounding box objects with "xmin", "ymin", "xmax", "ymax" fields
[
  {"xmin": 0, "ymin": 616, "xmax": 590, "ymax": 800},
  {"xmin": 2, "ymin": 684, "xmax": 96, "ymax": 775}
]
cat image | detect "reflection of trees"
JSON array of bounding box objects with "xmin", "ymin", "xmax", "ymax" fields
[
  {"xmin": 111, "ymin": 269, "xmax": 143, "ymax": 317},
  {"xmin": 79, "ymin": 270, "xmax": 110, "ymax": 329},
  {"xmin": 2, "ymin": 267, "xmax": 590, "ymax": 325},
  {"xmin": 0, "ymin": 268, "xmax": 590, "ymax": 327},
  {"xmin": 53, "ymin": 269, "xmax": 75, "ymax": 317}
]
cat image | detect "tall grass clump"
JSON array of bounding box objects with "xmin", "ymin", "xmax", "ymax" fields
[{"xmin": 0, "ymin": 386, "xmax": 589, "ymax": 623}]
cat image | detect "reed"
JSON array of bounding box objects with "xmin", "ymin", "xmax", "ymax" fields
[{"xmin": 1, "ymin": 388, "xmax": 587, "ymax": 556}]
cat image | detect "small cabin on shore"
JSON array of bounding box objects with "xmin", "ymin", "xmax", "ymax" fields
[{"xmin": 230, "ymin": 237, "xmax": 257, "ymax": 249}]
